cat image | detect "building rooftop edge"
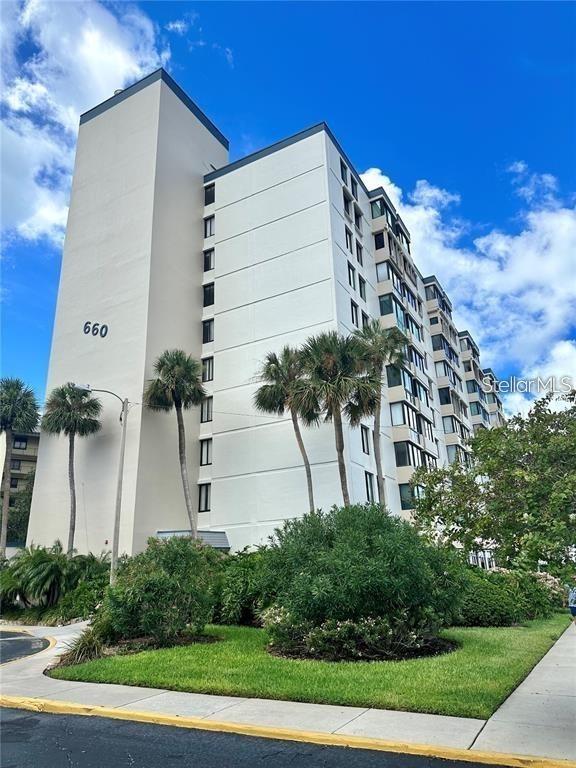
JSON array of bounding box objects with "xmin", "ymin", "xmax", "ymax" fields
[
  {"xmin": 204, "ymin": 122, "xmax": 372, "ymax": 200},
  {"xmin": 79, "ymin": 68, "xmax": 229, "ymax": 150}
]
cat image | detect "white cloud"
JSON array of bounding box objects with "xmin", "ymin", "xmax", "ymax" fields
[
  {"xmin": 360, "ymin": 165, "xmax": 576, "ymax": 416},
  {"xmin": 409, "ymin": 179, "xmax": 460, "ymax": 209},
  {"xmin": 507, "ymin": 160, "xmax": 560, "ymax": 208},
  {"xmin": 165, "ymin": 20, "xmax": 189, "ymax": 36},
  {"xmin": 165, "ymin": 13, "xmax": 199, "ymax": 36},
  {"xmin": 1, "ymin": 0, "xmax": 170, "ymax": 245}
]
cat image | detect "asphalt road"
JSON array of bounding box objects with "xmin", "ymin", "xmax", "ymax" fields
[
  {"xmin": 0, "ymin": 630, "xmax": 49, "ymax": 664},
  {"xmin": 0, "ymin": 708, "xmax": 509, "ymax": 768}
]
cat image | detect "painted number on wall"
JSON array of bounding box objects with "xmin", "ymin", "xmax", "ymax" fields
[{"xmin": 83, "ymin": 321, "xmax": 109, "ymax": 338}]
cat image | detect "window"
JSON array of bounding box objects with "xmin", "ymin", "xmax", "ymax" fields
[
  {"xmin": 13, "ymin": 438, "xmax": 27, "ymax": 450},
  {"xmin": 439, "ymin": 387, "xmax": 451, "ymax": 405},
  {"xmin": 447, "ymin": 444, "xmax": 459, "ymax": 464},
  {"xmin": 365, "ymin": 471, "xmax": 375, "ymax": 503},
  {"xmin": 361, "ymin": 425, "xmax": 370, "ymax": 454},
  {"xmin": 201, "ymin": 396, "xmax": 213, "ymax": 423},
  {"xmin": 386, "ymin": 365, "xmax": 402, "ymax": 388},
  {"xmin": 202, "ymin": 357, "xmax": 214, "ymax": 382},
  {"xmin": 359, "ymin": 276, "xmax": 366, "ymax": 301},
  {"xmin": 371, "ymin": 199, "xmax": 383, "ymax": 219},
  {"xmin": 374, "ymin": 231, "xmax": 385, "ymax": 250},
  {"xmin": 356, "ymin": 241, "xmax": 363, "ymax": 265},
  {"xmin": 430, "ymin": 316, "xmax": 438, "ymax": 325},
  {"xmin": 351, "ymin": 177, "xmax": 358, "ymax": 200},
  {"xmin": 10, "ymin": 478, "xmax": 18, "ymax": 489},
  {"xmin": 343, "ymin": 190, "xmax": 352, "ymax": 217},
  {"xmin": 203, "ymin": 249, "xmax": 215, "ymax": 272},
  {"xmin": 390, "ymin": 402, "xmax": 405, "ymax": 426},
  {"xmin": 399, "ymin": 483, "xmax": 414, "ymax": 511},
  {"xmin": 354, "ymin": 207, "xmax": 362, "ymax": 231},
  {"xmin": 443, "ymin": 416, "xmax": 455, "ymax": 434},
  {"xmin": 10, "ymin": 459, "xmax": 21, "ymax": 470},
  {"xmin": 351, "ymin": 300, "xmax": 359, "ymax": 327},
  {"xmin": 405, "ymin": 314, "xmax": 421, "ymax": 341},
  {"xmin": 394, "ymin": 441, "xmax": 422, "ymax": 468},
  {"xmin": 202, "ymin": 319, "xmax": 214, "ymax": 344},
  {"xmin": 340, "ymin": 160, "xmax": 348, "ymax": 184},
  {"xmin": 379, "ymin": 293, "xmax": 393, "ymax": 315},
  {"xmin": 204, "ymin": 216, "xmax": 215, "ymax": 238},
  {"xmin": 198, "ymin": 483, "xmax": 211, "ymax": 512},
  {"xmin": 347, "ymin": 262, "xmax": 356, "ymax": 289},
  {"xmin": 345, "ymin": 227, "xmax": 353, "ymax": 252},
  {"xmin": 200, "ymin": 438, "xmax": 212, "ymax": 466},
  {"xmin": 361, "ymin": 311, "xmax": 369, "ymax": 329},
  {"xmin": 203, "ymin": 282, "xmax": 214, "ymax": 307},
  {"xmin": 204, "ymin": 184, "xmax": 215, "ymax": 205}
]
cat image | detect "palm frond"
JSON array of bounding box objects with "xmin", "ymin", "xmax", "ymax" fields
[
  {"xmin": 42, "ymin": 383, "xmax": 102, "ymax": 437},
  {"xmin": 0, "ymin": 378, "xmax": 40, "ymax": 434}
]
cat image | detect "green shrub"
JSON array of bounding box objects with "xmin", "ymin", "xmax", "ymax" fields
[
  {"xmin": 0, "ymin": 544, "xmax": 110, "ymax": 619},
  {"xmin": 99, "ymin": 536, "xmax": 221, "ymax": 646},
  {"xmin": 55, "ymin": 574, "xmax": 107, "ymax": 622},
  {"xmin": 60, "ymin": 627, "xmax": 104, "ymax": 666},
  {"xmin": 534, "ymin": 571, "xmax": 565, "ymax": 607},
  {"xmin": 217, "ymin": 549, "xmax": 268, "ymax": 625},
  {"xmin": 8, "ymin": 542, "xmax": 76, "ymax": 607},
  {"xmin": 259, "ymin": 504, "xmax": 466, "ymax": 659},
  {"xmin": 498, "ymin": 570, "xmax": 553, "ymax": 620},
  {"xmin": 456, "ymin": 569, "xmax": 521, "ymax": 626},
  {"xmin": 263, "ymin": 606, "xmax": 450, "ymax": 661}
]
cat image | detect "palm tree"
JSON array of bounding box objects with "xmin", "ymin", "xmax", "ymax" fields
[
  {"xmin": 42, "ymin": 384, "xmax": 102, "ymax": 556},
  {"xmin": 300, "ymin": 331, "xmax": 379, "ymax": 506},
  {"xmin": 143, "ymin": 349, "xmax": 205, "ymax": 538},
  {"xmin": 254, "ymin": 346, "xmax": 320, "ymax": 513},
  {"xmin": 0, "ymin": 378, "xmax": 39, "ymax": 558},
  {"xmin": 354, "ymin": 321, "xmax": 406, "ymax": 505}
]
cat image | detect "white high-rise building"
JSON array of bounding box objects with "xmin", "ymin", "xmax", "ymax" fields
[{"xmin": 28, "ymin": 69, "xmax": 496, "ymax": 555}]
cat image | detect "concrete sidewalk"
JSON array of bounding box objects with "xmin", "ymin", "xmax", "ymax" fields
[
  {"xmin": 472, "ymin": 621, "xmax": 575, "ymax": 760},
  {"xmin": 1, "ymin": 621, "xmax": 573, "ymax": 762}
]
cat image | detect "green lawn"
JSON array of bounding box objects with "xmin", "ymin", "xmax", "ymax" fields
[{"xmin": 50, "ymin": 613, "xmax": 569, "ymax": 719}]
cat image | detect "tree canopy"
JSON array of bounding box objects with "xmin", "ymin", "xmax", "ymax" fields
[{"xmin": 413, "ymin": 392, "xmax": 576, "ymax": 573}]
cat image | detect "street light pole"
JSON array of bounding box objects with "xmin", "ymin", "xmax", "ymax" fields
[
  {"xmin": 72, "ymin": 384, "xmax": 134, "ymax": 586},
  {"xmin": 110, "ymin": 397, "xmax": 129, "ymax": 586}
]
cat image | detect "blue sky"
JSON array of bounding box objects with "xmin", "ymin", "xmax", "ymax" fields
[{"xmin": 2, "ymin": 0, "xmax": 575, "ymax": 413}]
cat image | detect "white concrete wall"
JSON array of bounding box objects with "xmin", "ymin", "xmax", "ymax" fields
[
  {"xmin": 29, "ymin": 72, "xmax": 452, "ymax": 555},
  {"xmin": 28, "ymin": 78, "xmax": 228, "ymax": 555}
]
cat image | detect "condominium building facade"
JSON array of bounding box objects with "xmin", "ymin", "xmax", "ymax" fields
[
  {"xmin": 28, "ymin": 69, "xmax": 500, "ymax": 555},
  {"xmin": 1, "ymin": 431, "xmax": 39, "ymax": 546}
]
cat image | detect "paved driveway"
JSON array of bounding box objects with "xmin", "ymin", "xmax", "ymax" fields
[
  {"xmin": 0, "ymin": 631, "xmax": 49, "ymax": 664},
  {"xmin": 0, "ymin": 708, "xmax": 510, "ymax": 768}
]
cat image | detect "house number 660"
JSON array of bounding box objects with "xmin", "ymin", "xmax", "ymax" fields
[{"xmin": 83, "ymin": 321, "xmax": 109, "ymax": 338}]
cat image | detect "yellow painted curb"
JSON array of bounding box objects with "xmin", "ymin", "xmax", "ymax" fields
[
  {"xmin": 0, "ymin": 631, "xmax": 57, "ymax": 667},
  {"xmin": 1, "ymin": 695, "xmax": 573, "ymax": 768}
]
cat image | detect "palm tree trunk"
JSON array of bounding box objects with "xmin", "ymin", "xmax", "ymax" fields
[
  {"xmin": 290, "ymin": 408, "xmax": 315, "ymax": 512},
  {"xmin": 175, "ymin": 402, "xmax": 197, "ymax": 538},
  {"xmin": 67, "ymin": 432, "xmax": 77, "ymax": 556},
  {"xmin": 332, "ymin": 408, "xmax": 350, "ymax": 506},
  {"xmin": 0, "ymin": 428, "xmax": 13, "ymax": 559},
  {"xmin": 372, "ymin": 393, "xmax": 386, "ymax": 507}
]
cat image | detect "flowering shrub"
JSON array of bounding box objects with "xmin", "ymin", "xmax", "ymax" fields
[
  {"xmin": 259, "ymin": 505, "xmax": 465, "ymax": 659},
  {"xmin": 455, "ymin": 568, "xmax": 558, "ymax": 626},
  {"xmin": 533, "ymin": 571, "xmax": 565, "ymax": 607},
  {"xmin": 263, "ymin": 607, "xmax": 448, "ymax": 661}
]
